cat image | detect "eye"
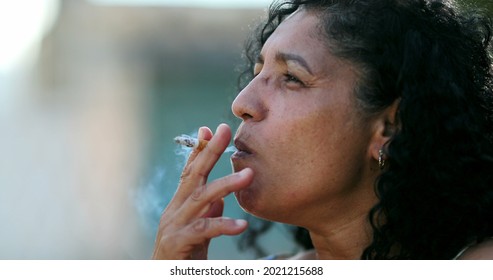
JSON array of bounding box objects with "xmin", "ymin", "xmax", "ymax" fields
[
  {"xmin": 253, "ymin": 63, "xmax": 263, "ymax": 77},
  {"xmin": 284, "ymin": 73, "xmax": 305, "ymax": 86}
]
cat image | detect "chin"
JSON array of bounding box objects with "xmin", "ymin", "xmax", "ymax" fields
[
  {"xmin": 236, "ymin": 191, "xmax": 294, "ymax": 226},
  {"xmin": 231, "ymin": 161, "xmax": 279, "ymax": 220},
  {"xmin": 235, "ymin": 184, "xmax": 266, "ymax": 218},
  {"xmin": 235, "ymin": 187, "xmax": 254, "ymax": 211},
  {"xmin": 234, "ymin": 183, "xmax": 278, "ymax": 223}
]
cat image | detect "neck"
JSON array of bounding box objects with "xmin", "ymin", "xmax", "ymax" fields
[{"xmin": 309, "ymin": 209, "xmax": 373, "ymax": 260}]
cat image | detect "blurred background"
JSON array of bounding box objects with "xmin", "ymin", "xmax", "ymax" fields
[
  {"xmin": 0, "ymin": 0, "xmax": 301, "ymax": 259},
  {"xmin": 0, "ymin": 0, "xmax": 491, "ymax": 259}
]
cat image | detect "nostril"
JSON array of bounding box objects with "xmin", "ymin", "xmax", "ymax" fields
[
  {"xmin": 231, "ymin": 81, "xmax": 266, "ymax": 122},
  {"xmin": 242, "ymin": 113, "xmax": 254, "ymax": 120},
  {"xmin": 231, "ymin": 94, "xmax": 256, "ymax": 121}
]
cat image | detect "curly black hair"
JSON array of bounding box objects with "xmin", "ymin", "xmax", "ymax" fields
[{"xmin": 237, "ymin": 0, "xmax": 493, "ymax": 259}]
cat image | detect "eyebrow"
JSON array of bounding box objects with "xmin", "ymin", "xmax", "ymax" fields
[{"xmin": 256, "ymin": 52, "xmax": 314, "ymax": 75}]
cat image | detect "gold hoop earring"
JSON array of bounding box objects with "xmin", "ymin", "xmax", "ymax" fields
[{"xmin": 378, "ymin": 149, "xmax": 385, "ymax": 170}]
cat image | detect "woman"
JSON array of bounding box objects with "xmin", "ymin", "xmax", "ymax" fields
[{"xmin": 152, "ymin": 0, "xmax": 493, "ymax": 259}]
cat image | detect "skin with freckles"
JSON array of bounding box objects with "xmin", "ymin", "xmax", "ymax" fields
[
  {"xmin": 231, "ymin": 10, "xmax": 385, "ymax": 259},
  {"xmin": 153, "ymin": 3, "xmax": 493, "ymax": 260},
  {"xmin": 152, "ymin": 9, "xmax": 388, "ymax": 260}
]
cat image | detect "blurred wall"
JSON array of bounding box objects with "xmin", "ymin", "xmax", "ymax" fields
[{"xmin": 0, "ymin": 0, "xmax": 299, "ymax": 259}]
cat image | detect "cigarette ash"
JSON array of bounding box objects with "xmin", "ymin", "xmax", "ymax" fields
[
  {"xmin": 174, "ymin": 134, "xmax": 198, "ymax": 148},
  {"xmin": 174, "ymin": 133, "xmax": 237, "ymax": 155},
  {"xmin": 173, "ymin": 131, "xmax": 199, "ymax": 169}
]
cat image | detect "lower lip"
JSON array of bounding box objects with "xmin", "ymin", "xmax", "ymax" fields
[{"xmin": 231, "ymin": 150, "xmax": 252, "ymax": 160}]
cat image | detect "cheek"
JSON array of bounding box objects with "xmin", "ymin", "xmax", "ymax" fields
[
  {"xmin": 236, "ymin": 97, "xmax": 369, "ymax": 218},
  {"xmin": 240, "ymin": 117, "xmax": 334, "ymax": 201},
  {"xmin": 260, "ymin": 101, "xmax": 334, "ymax": 170},
  {"xmin": 281, "ymin": 114, "xmax": 365, "ymax": 181}
]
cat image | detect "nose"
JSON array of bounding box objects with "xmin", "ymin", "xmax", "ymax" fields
[{"xmin": 231, "ymin": 77, "xmax": 267, "ymax": 122}]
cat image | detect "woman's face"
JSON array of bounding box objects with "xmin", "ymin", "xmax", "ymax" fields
[{"xmin": 231, "ymin": 9, "xmax": 377, "ymax": 227}]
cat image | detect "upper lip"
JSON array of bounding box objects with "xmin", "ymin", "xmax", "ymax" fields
[{"xmin": 234, "ymin": 138, "xmax": 253, "ymax": 154}]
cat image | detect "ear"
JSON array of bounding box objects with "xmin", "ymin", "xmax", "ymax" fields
[{"xmin": 369, "ymin": 99, "xmax": 400, "ymax": 162}]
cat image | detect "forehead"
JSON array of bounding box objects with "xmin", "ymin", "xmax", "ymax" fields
[
  {"xmin": 261, "ymin": 9, "xmax": 327, "ymax": 58},
  {"xmin": 258, "ymin": 9, "xmax": 346, "ymax": 79}
]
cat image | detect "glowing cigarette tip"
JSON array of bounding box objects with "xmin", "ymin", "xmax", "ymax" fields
[{"xmin": 174, "ymin": 134, "xmax": 208, "ymax": 151}]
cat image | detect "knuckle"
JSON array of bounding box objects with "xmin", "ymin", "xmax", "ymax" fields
[
  {"xmin": 155, "ymin": 232, "xmax": 175, "ymax": 253},
  {"xmin": 180, "ymin": 163, "xmax": 193, "ymax": 180},
  {"xmin": 215, "ymin": 218, "xmax": 225, "ymax": 228},
  {"xmin": 191, "ymin": 185, "xmax": 206, "ymax": 201},
  {"xmin": 182, "ymin": 163, "xmax": 208, "ymax": 182},
  {"xmin": 159, "ymin": 234, "xmax": 172, "ymax": 246},
  {"xmin": 192, "ymin": 218, "xmax": 209, "ymax": 233}
]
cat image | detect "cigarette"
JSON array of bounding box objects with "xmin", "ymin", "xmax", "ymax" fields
[{"xmin": 174, "ymin": 134, "xmax": 208, "ymax": 151}]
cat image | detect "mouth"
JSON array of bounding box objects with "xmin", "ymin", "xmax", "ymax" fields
[{"xmin": 231, "ymin": 138, "xmax": 253, "ymax": 159}]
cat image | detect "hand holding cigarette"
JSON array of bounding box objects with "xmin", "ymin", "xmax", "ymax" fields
[
  {"xmin": 174, "ymin": 134, "xmax": 237, "ymax": 153},
  {"xmin": 174, "ymin": 134, "xmax": 209, "ymax": 151},
  {"xmin": 152, "ymin": 124, "xmax": 253, "ymax": 259}
]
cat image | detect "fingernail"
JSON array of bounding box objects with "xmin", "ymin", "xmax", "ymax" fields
[
  {"xmin": 235, "ymin": 219, "xmax": 247, "ymax": 227},
  {"xmin": 238, "ymin": 168, "xmax": 250, "ymax": 178},
  {"xmin": 198, "ymin": 127, "xmax": 205, "ymax": 139}
]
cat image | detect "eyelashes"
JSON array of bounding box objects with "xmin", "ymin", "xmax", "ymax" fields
[
  {"xmin": 283, "ymin": 72, "xmax": 305, "ymax": 87},
  {"xmin": 252, "ymin": 68, "xmax": 306, "ymax": 88}
]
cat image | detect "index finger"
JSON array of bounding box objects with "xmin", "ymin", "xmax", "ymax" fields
[
  {"xmin": 186, "ymin": 123, "xmax": 231, "ymax": 186},
  {"xmin": 167, "ymin": 126, "xmax": 213, "ymax": 209},
  {"xmin": 184, "ymin": 126, "xmax": 213, "ymax": 168},
  {"xmin": 168, "ymin": 124, "xmax": 230, "ymax": 210}
]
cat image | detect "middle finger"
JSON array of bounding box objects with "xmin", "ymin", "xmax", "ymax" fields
[{"xmin": 176, "ymin": 168, "xmax": 253, "ymax": 223}]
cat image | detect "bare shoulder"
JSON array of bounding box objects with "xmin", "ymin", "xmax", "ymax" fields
[{"xmin": 457, "ymin": 239, "xmax": 493, "ymax": 260}]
